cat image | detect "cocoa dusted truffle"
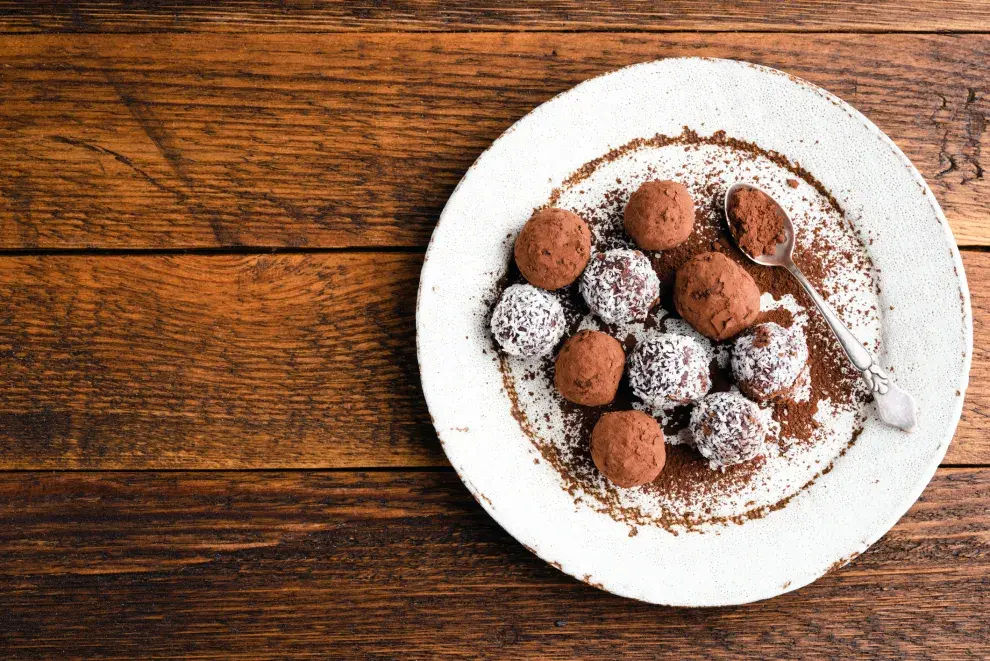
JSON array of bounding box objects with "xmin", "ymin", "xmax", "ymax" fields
[
  {"xmin": 726, "ymin": 187, "xmax": 787, "ymax": 257},
  {"xmin": 628, "ymin": 333, "xmax": 711, "ymax": 409},
  {"xmin": 590, "ymin": 410, "xmax": 666, "ymax": 488},
  {"xmin": 580, "ymin": 249, "xmax": 660, "ymax": 324},
  {"xmin": 731, "ymin": 322, "xmax": 809, "ymax": 402},
  {"xmin": 689, "ymin": 392, "xmax": 768, "ymax": 469},
  {"xmin": 674, "ymin": 252, "xmax": 760, "ymax": 341},
  {"xmin": 624, "ymin": 180, "xmax": 695, "ymax": 250},
  {"xmin": 554, "ymin": 331, "xmax": 625, "ymax": 406},
  {"xmin": 514, "ymin": 208, "xmax": 592, "ymax": 290},
  {"xmin": 490, "ymin": 284, "xmax": 565, "ymax": 358}
]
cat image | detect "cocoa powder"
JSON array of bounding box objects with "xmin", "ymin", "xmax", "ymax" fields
[{"xmin": 726, "ymin": 187, "xmax": 787, "ymax": 257}]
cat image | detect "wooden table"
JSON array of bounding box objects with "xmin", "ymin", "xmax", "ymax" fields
[{"xmin": 1, "ymin": 3, "xmax": 988, "ymax": 658}]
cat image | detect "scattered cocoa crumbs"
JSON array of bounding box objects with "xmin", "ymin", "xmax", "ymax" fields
[
  {"xmin": 787, "ymin": 179, "xmax": 800, "ymax": 188},
  {"xmin": 773, "ymin": 393, "xmax": 821, "ymax": 445},
  {"xmin": 758, "ymin": 306, "xmax": 795, "ymax": 329},
  {"xmin": 641, "ymin": 445, "xmax": 762, "ymax": 506}
]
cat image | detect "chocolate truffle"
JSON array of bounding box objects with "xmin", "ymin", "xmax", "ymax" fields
[
  {"xmin": 580, "ymin": 249, "xmax": 660, "ymax": 324},
  {"xmin": 514, "ymin": 208, "xmax": 592, "ymax": 290},
  {"xmin": 674, "ymin": 252, "xmax": 760, "ymax": 341},
  {"xmin": 726, "ymin": 187, "xmax": 787, "ymax": 257},
  {"xmin": 554, "ymin": 331, "xmax": 625, "ymax": 406},
  {"xmin": 490, "ymin": 284, "xmax": 565, "ymax": 358},
  {"xmin": 689, "ymin": 392, "xmax": 768, "ymax": 470},
  {"xmin": 624, "ymin": 180, "xmax": 695, "ymax": 250},
  {"xmin": 731, "ymin": 322, "xmax": 809, "ymax": 402},
  {"xmin": 628, "ymin": 333, "xmax": 712, "ymax": 409},
  {"xmin": 590, "ymin": 410, "xmax": 666, "ymax": 488}
]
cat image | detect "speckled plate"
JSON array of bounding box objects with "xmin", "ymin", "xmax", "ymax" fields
[{"xmin": 416, "ymin": 58, "xmax": 972, "ymax": 606}]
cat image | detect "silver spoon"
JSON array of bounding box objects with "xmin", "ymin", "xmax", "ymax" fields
[{"xmin": 724, "ymin": 183, "xmax": 917, "ymax": 432}]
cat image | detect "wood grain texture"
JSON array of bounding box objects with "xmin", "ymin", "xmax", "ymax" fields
[
  {"xmin": 0, "ymin": 469, "xmax": 987, "ymax": 659},
  {"xmin": 1, "ymin": 33, "xmax": 988, "ymax": 248},
  {"xmin": 0, "ymin": 251, "xmax": 984, "ymax": 469},
  {"xmin": 2, "ymin": 1, "xmax": 990, "ymax": 33},
  {"xmin": 0, "ymin": 253, "xmax": 440, "ymax": 468}
]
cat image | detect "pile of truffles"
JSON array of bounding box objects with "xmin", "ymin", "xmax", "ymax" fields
[{"xmin": 490, "ymin": 181, "xmax": 810, "ymax": 488}]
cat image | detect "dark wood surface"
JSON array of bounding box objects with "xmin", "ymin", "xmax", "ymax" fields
[
  {"xmin": 0, "ymin": 3, "xmax": 988, "ymax": 659},
  {"xmin": 2, "ymin": 1, "xmax": 990, "ymax": 33},
  {"xmin": 0, "ymin": 253, "xmax": 438, "ymax": 468},
  {"xmin": 1, "ymin": 33, "xmax": 989, "ymax": 248},
  {"xmin": 1, "ymin": 470, "xmax": 989, "ymax": 660}
]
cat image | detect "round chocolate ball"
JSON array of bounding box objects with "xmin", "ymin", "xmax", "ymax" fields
[
  {"xmin": 554, "ymin": 330, "xmax": 625, "ymax": 406},
  {"xmin": 514, "ymin": 208, "xmax": 592, "ymax": 290},
  {"xmin": 579, "ymin": 249, "xmax": 660, "ymax": 324},
  {"xmin": 674, "ymin": 251, "xmax": 760, "ymax": 341},
  {"xmin": 624, "ymin": 180, "xmax": 695, "ymax": 250},
  {"xmin": 490, "ymin": 284, "xmax": 565, "ymax": 358},
  {"xmin": 731, "ymin": 322, "xmax": 809, "ymax": 402},
  {"xmin": 689, "ymin": 391, "xmax": 768, "ymax": 469},
  {"xmin": 590, "ymin": 410, "xmax": 666, "ymax": 488},
  {"xmin": 628, "ymin": 333, "xmax": 711, "ymax": 409}
]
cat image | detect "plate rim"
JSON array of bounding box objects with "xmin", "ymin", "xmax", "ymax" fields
[{"xmin": 416, "ymin": 56, "xmax": 974, "ymax": 605}]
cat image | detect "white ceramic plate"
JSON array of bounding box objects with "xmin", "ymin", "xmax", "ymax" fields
[{"xmin": 416, "ymin": 58, "xmax": 972, "ymax": 606}]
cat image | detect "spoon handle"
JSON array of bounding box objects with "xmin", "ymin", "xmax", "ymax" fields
[{"xmin": 784, "ymin": 262, "xmax": 917, "ymax": 432}]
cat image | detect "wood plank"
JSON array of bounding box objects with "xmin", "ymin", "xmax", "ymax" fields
[
  {"xmin": 2, "ymin": 1, "xmax": 990, "ymax": 33},
  {"xmin": 1, "ymin": 33, "xmax": 988, "ymax": 248},
  {"xmin": 959, "ymin": 249, "xmax": 990, "ymax": 464},
  {"xmin": 0, "ymin": 469, "xmax": 987, "ymax": 659},
  {"xmin": 0, "ymin": 253, "xmax": 440, "ymax": 469},
  {"xmin": 0, "ymin": 251, "xmax": 985, "ymax": 469}
]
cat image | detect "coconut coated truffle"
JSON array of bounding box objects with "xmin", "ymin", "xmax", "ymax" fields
[
  {"xmin": 624, "ymin": 180, "xmax": 695, "ymax": 250},
  {"xmin": 554, "ymin": 331, "xmax": 625, "ymax": 406},
  {"xmin": 580, "ymin": 249, "xmax": 660, "ymax": 324},
  {"xmin": 490, "ymin": 284, "xmax": 565, "ymax": 358},
  {"xmin": 591, "ymin": 410, "xmax": 666, "ymax": 488},
  {"xmin": 514, "ymin": 208, "xmax": 592, "ymax": 290},
  {"xmin": 674, "ymin": 252, "xmax": 760, "ymax": 341},
  {"xmin": 628, "ymin": 333, "xmax": 712, "ymax": 409},
  {"xmin": 731, "ymin": 322, "xmax": 809, "ymax": 402},
  {"xmin": 689, "ymin": 391, "xmax": 768, "ymax": 469}
]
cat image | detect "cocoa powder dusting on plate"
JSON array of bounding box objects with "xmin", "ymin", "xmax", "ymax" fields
[{"xmin": 491, "ymin": 128, "xmax": 876, "ymax": 532}]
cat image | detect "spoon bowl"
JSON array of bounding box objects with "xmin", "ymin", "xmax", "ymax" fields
[{"xmin": 724, "ymin": 182, "xmax": 796, "ymax": 266}]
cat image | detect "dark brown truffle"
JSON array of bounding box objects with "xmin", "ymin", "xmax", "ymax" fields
[
  {"xmin": 554, "ymin": 331, "xmax": 625, "ymax": 406},
  {"xmin": 674, "ymin": 252, "xmax": 760, "ymax": 341},
  {"xmin": 726, "ymin": 187, "xmax": 787, "ymax": 257},
  {"xmin": 623, "ymin": 180, "xmax": 695, "ymax": 250},
  {"xmin": 514, "ymin": 208, "xmax": 592, "ymax": 290},
  {"xmin": 590, "ymin": 410, "xmax": 666, "ymax": 488}
]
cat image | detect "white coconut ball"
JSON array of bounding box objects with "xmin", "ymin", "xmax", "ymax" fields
[
  {"xmin": 689, "ymin": 391, "xmax": 768, "ymax": 469},
  {"xmin": 579, "ymin": 249, "xmax": 660, "ymax": 324},
  {"xmin": 628, "ymin": 334, "xmax": 712, "ymax": 409},
  {"xmin": 490, "ymin": 284, "xmax": 566, "ymax": 358}
]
